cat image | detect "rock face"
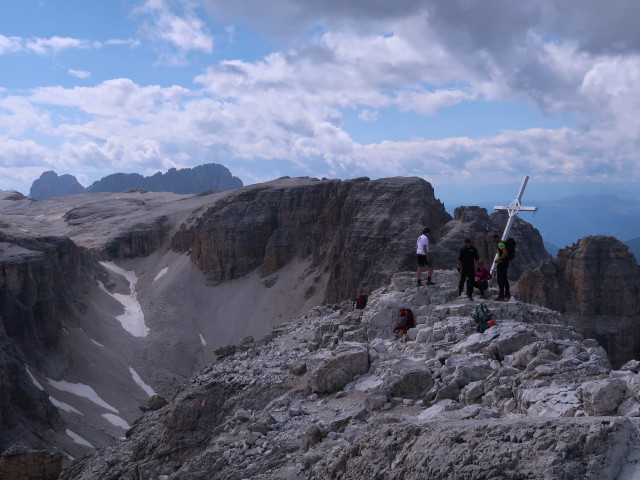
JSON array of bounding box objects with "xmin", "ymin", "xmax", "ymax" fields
[
  {"xmin": 85, "ymin": 163, "xmax": 243, "ymax": 194},
  {"xmin": 29, "ymin": 171, "xmax": 85, "ymax": 200},
  {"xmin": 28, "ymin": 163, "xmax": 243, "ymax": 200},
  {"xmin": 516, "ymin": 235, "xmax": 640, "ymax": 368},
  {"xmin": 0, "ymin": 232, "xmax": 100, "ymax": 453},
  {"xmin": 58, "ymin": 272, "xmax": 640, "ymax": 480},
  {"xmin": 432, "ymin": 206, "xmax": 549, "ymax": 280},
  {"xmin": 172, "ymin": 176, "xmax": 452, "ymax": 303}
]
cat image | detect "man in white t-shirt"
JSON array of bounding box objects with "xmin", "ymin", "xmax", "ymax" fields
[{"xmin": 416, "ymin": 227, "xmax": 435, "ymax": 286}]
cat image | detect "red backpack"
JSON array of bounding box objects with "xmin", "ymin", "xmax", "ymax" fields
[
  {"xmin": 393, "ymin": 308, "xmax": 415, "ymax": 337},
  {"xmin": 353, "ymin": 294, "xmax": 368, "ymax": 310}
]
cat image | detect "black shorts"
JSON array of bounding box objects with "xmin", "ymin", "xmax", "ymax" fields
[{"xmin": 416, "ymin": 254, "xmax": 431, "ymax": 267}]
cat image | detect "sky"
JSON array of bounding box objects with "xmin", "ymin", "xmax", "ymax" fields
[{"xmin": 1, "ymin": 0, "xmax": 639, "ymax": 204}]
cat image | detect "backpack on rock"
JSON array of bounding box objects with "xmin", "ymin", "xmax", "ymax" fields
[
  {"xmin": 393, "ymin": 308, "xmax": 415, "ymax": 339},
  {"xmin": 353, "ymin": 294, "xmax": 368, "ymax": 310},
  {"xmin": 473, "ymin": 303, "xmax": 495, "ymax": 333}
]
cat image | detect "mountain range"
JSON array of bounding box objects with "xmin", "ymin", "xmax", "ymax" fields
[{"xmin": 28, "ymin": 163, "xmax": 243, "ymax": 200}]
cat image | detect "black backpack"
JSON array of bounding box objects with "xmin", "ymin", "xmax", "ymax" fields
[
  {"xmin": 473, "ymin": 303, "xmax": 493, "ymax": 333},
  {"xmin": 505, "ymin": 238, "xmax": 516, "ymax": 260}
]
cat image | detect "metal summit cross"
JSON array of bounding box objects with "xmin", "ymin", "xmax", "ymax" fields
[{"xmin": 489, "ymin": 176, "xmax": 538, "ymax": 278}]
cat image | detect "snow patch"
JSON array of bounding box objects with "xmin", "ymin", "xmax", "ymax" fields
[
  {"xmin": 153, "ymin": 267, "xmax": 169, "ymax": 282},
  {"xmin": 47, "ymin": 378, "xmax": 119, "ymax": 413},
  {"xmin": 129, "ymin": 366, "xmax": 156, "ymax": 397},
  {"xmin": 199, "ymin": 333, "xmax": 207, "ymax": 346},
  {"xmin": 65, "ymin": 429, "xmax": 94, "ymax": 449},
  {"xmin": 99, "ymin": 262, "xmax": 149, "ymax": 337},
  {"xmin": 50, "ymin": 396, "xmax": 82, "ymax": 415},
  {"xmin": 91, "ymin": 338, "xmax": 104, "ymax": 347},
  {"xmin": 25, "ymin": 366, "xmax": 44, "ymax": 391},
  {"xmin": 102, "ymin": 413, "xmax": 131, "ymax": 430}
]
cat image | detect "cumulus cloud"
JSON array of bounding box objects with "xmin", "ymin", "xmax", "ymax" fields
[
  {"xmin": 135, "ymin": 0, "xmax": 214, "ymax": 60},
  {"xmin": 2, "ymin": 0, "xmax": 640, "ymax": 193}
]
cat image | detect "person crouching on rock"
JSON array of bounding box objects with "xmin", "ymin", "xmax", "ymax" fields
[
  {"xmin": 416, "ymin": 227, "xmax": 435, "ymax": 286},
  {"xmin": 474, "ymin": 259, "xmax": 492, "ymax": 298}
]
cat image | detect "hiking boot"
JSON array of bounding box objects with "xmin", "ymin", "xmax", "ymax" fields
[
  {"xmin": 494, "ymin": 296, "xmax": 505, "ymax": 302},
  {"xmin": 417, "ymin": 279, "xmax": 422, "ymax": 286},
  {"xmin": 426, "ymin": 280, "xmax": 436, "ymax": 285},
  {"xmin": 505, "ymin": 295, "xmax": 512, "ymax": 301}
]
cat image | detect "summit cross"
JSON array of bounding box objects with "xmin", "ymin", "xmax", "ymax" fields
[{"xmin": 489, "ymin": 176, "xmax": 538, "ymax": 278}]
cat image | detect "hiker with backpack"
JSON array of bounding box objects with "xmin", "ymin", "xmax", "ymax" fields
[
  {"xmin": 416, "ymin": 227, "xmax": 435, "ymax": 286},
  {"xmin": 492, "ymin": 234, "xmax": 513, "ymax": 301},
  {"xmin": 456, "ymin": 238, "xmax": 478, "ymax": 301},
  {"xmin": 474, "ymin": 259, "xmax": 492, "ymax": 298}
]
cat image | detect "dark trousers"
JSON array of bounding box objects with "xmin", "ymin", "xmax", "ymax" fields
[
  {"xmin": 475, "ymin": 280, "xmax": 488, "ymax": 295},
  {"xmin": 458, "ymin": 266, "xmax": 474, "ymax": 297},
  {"xmin": 497, "ymin": 262, "xmax": 510, "ymax": 297}
]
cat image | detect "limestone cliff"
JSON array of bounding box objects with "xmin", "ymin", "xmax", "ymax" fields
[
  {"xmin": 516, "ymin": 235, "xmax": 640, "ymax": 368},
  {"xmin": 172, "ymin": 176, "xmax": 452, "ymax": 303},
  {"xmin": 0, "ymin": 232, "xmax": 99, "ymax": 453}
]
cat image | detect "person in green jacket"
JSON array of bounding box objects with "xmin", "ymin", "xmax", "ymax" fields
[{"xmin": 492, "ymin": 234, "xmax": 511, "ymax": 301}]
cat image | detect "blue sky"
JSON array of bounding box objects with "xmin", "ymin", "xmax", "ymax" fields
[{"xmin": 1, "ymin": 0, "xmax": 639, "ymax": 205}]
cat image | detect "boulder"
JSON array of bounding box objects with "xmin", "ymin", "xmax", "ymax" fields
[{"xmin": 308, "ymin": 343, "xmax": 369, "ymax": 393}]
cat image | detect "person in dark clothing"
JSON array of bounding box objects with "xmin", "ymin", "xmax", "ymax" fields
[
  {"xmin": 492, "ymin": 234, "xmax": 511, "ymax": 301},
  {"xmin": 456, "ymin": 238, "xmax": 479, "ymax": 301}
]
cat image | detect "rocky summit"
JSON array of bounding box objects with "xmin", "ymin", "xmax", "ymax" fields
[{"xmin": 59, "ymin": 271, "xmax": 640, "ymax": 480}]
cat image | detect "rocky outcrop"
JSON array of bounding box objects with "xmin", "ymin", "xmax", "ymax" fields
[
  {"xmin": 0, "ymin": 444, "xmax": 62, "ymax": 480},
  {"xmin": 431, "ymin": 206, "xmax": 549, "ymax": 280},
  {"xmin": 29, "ymin": 171, "xmax": 85, "ymax": 200},
  {"xmin": 58, "ymin": 272, "xmax": 640, "ymax": 480},
  {"xmin": 516, "ymin": 235, "xmax": 640, "ymax": 368},
  {"xmin": 172, "ymin": 176, "xmax": 452, "ymax": 303},
  {"xmin": 85, "ymin": 163, "xmax": 243, "ymax": 194}
]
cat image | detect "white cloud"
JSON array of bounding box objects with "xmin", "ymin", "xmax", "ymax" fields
[
  {"xmin": 0, "ymin": 35, "xmax": 23, "ymax": 55},
  {"xmin": 68, "ymin": 69, "xmax": 91, "ymax": 79},
  {"xmin": 135, "ymin": 0, "xmax": 214, "ymax": 59},
  {"xmin": 0, "ymin": 35, "xmax": 142, "ymax": 56},
  {"xmin": 25, "ymin": 36, "xmax": 90, "ymax": 55}
]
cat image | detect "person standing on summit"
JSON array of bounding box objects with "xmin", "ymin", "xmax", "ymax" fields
[
  {"xmin": 456, "ymin": 238, "xmax": 479, "ymax": 301},
  {"xmin": 492, "ymin": 234, "xmax": 511, "ymax": 301},
  {"xmin": 416, "ymin": 227, "xmax": 435, "ymax": 286}
]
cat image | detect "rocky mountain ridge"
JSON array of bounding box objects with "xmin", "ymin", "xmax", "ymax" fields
[
  {"xmin": 29, "ymin": 163, "xmax": 243, "ymax": 200},
  {"xmin": 58, "ymin": 271, "xmax": 640, "ymax": 480}
]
